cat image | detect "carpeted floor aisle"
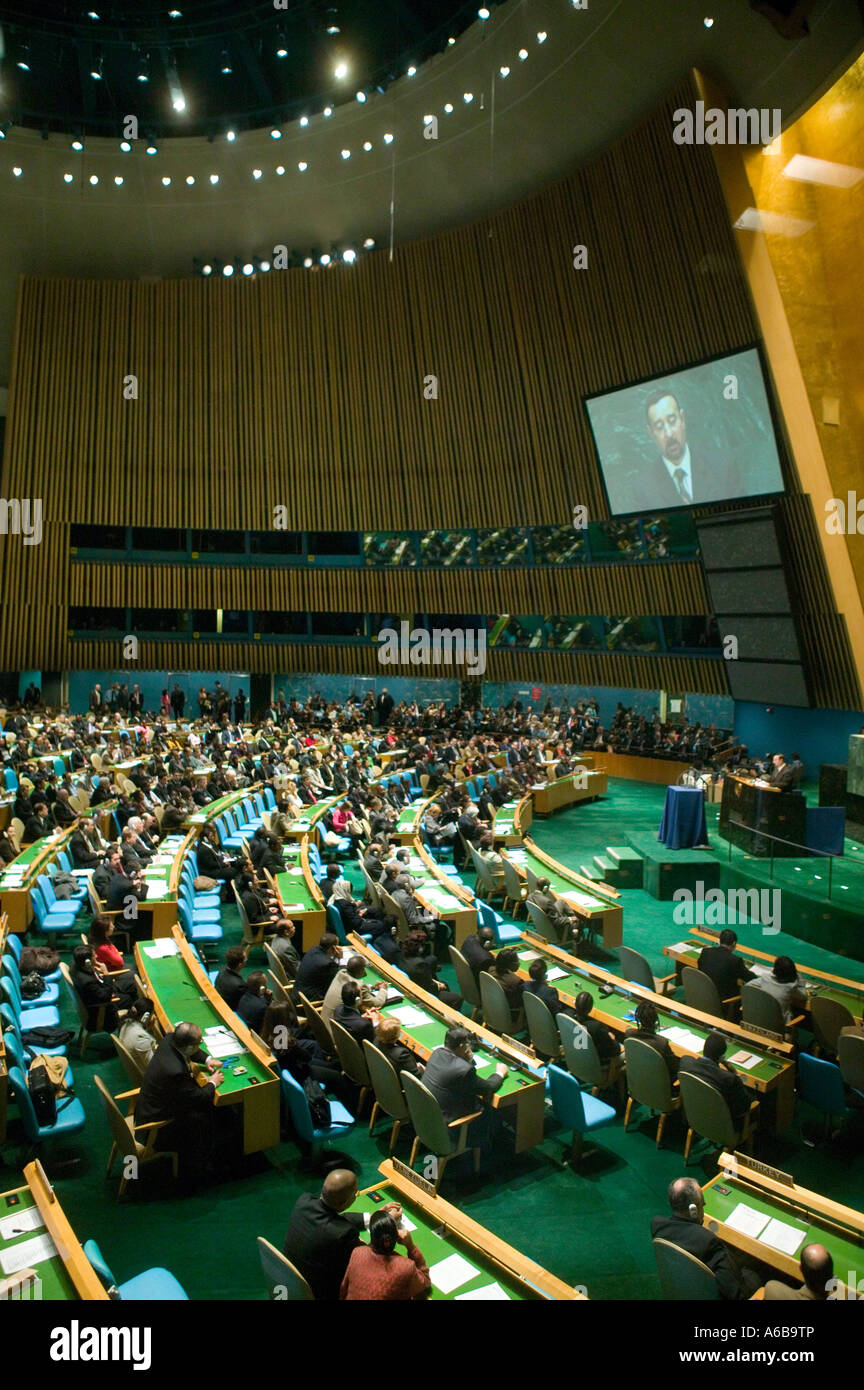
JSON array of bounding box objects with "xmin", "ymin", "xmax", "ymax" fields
[{"xmin": 2, "ymin": 777, "xmax": 862, "ymax": 1300}]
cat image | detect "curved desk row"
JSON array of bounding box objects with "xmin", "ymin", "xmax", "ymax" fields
[
  {"xmin": 0, "ymin": 1161, "xmax": 108, "ymax": 1301},
  {"xmin": 516, "ymin": 931, "xmax": 797, "ymax": 1131}
]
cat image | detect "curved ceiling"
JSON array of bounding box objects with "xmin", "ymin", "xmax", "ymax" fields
[{"xmin": 0, "ymin": 0, "xmax": 860, "ymax": 385}]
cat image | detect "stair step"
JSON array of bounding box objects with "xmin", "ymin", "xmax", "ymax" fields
[
  {"xmin": 593, "ymin": 855, "xmax": 614, "ymax": 873},
  {"xmin": 606, "ymin": 846, "xmax": 642, "ymax": 865},
  {"xmin": 580, "ymin": 862, "xmax": 603, "ymax": 881}
]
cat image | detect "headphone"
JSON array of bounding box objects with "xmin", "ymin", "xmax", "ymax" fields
[{"xmin": 688, "ymin": 1203, "xmax": 699, "ymax": 1222}]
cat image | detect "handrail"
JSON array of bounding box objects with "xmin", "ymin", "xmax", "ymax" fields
[{"xmin": 726, "ymin": 816, "xmax": 835, "ymax": 899}]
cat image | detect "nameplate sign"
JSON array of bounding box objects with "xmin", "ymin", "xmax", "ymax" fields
[
  {"xmin": 741, "ymin": 1020, "xmax": 785, "ymax": 1044},
  {"xmin": 390, "ymin": 1158, "xmax": 435, "ymax": 1197},
  {"xmin": 732, "ymin": 1151, "xmax": 794, "ymax": 1188},
  {"xmin": 502, "ymin": 1035, "xmax": 536, "ymax": 1062}
]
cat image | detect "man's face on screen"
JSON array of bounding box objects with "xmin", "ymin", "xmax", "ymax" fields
[{"xmin": 647, "ymin": 396, "xmax": 686, "ymax": 464}]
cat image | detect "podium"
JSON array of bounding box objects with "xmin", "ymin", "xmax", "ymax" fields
[{"xmin": 718, "ymin": 774, "xmax": 806, "ymax": 857}]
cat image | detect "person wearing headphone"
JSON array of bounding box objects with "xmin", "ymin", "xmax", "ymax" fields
[
  {"xmin": 118, "ymin": 995, "xmax": 159, "ymax": 1071},
  {"xmin": 650, "ymin": 1177, "xmax": 762, "ymax": 1299}
]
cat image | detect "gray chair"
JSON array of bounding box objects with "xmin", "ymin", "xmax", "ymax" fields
[
  {"xmin": 653, "ymin": 1238, "xmax": 719, "ymax": 1301},
  {"xmin": 525, "ymin": 901, "xmax": 557, "ymax": 945},
  {"xmin": 559, "ymin": 1013, "xmax": 607, "ymax": 1092},
  {"xmin": 467, "ymin": 843, "xmax": 506, "ymax": 903},
  {"xmin": 330, "ymin": 1019, "xmax": 371, "ymax": 1115},
  {"xmin": 265, "ymin": 942, "xmax": 292, "ymax": 987},
  {"xmin": 501, "ymin": 858, "xmax": 527, "ymax": 917},
  {"xmin": 479, "ymin": 970, "xmax": 522, "ymax": 1036},
  {"xmin": 810, "ymin": 996, "xmax": 855, "ymax": 1057},
  {"xmin": 256, "ymin": 1237, "xmax": 314, "ymax": 1300},
  {"xmin": 402, "ymin": 1072, "xmax": 481, "ymax": 1196},
  {"xmin": 522, "ymin": 988, "xmax": 562, "ymax": 1061},
  {"xmin": 617, "ymin": 945, "xmax": 675, "ymax": 996},
  {"xmin": 681, "ymin": 966, "xmax": 727, "ymax": 1021},
  {"xmin": 838, "ymin": 1031, "xmax": 864, "ymax": 1098},
  {"xmin": 296, "ymin": 992, "xmax": 338, "ymax": 1056},
  {"xmin": 678, "ymin": 1070, "xmax": 757, "ymax": 1164},
  {"xmin": 622, "ymin": 1037, "xmax": 680, "ymax": 1147},
  {"xmin": 741, "ymin": 982, "xmax": 797, "ymax": 1040},
  {"xmin": 448, "ymin": 945, "xmax": 482, "ymax": 1021},
  {"xmin": 363, "ymin": 1039, "xmax": 410, "ymax": 1152},
  {"xmin": 110, "ymin": 1032, "xmax": 149, "ymax": 1093}
]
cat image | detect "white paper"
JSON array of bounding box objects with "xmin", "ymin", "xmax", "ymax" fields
[
  {"xmin": 724, "ymin": 1203, "xmax": 770, "ymax": 1239},
  {"xmin": 389, "ymin": 1005, "xmax": 431, "ymax": 1029},
  {"xmin": 729, "ymin": 1051, "xmax": 761, "ymax": 1071},
  {"xmin": 545, "ymin": 967, "xmax": 567, "ymax": 982},
  {"xmin": 472, "ymin": 1051, "xmax": 497, "ymax": 1072},
  {"xmin": 281, "ymin": 903, "xmax": 305, "ymax": 911},
  {"xmin": 456, "ymin": 1281, "xmax": 511, "ymax": 1301},
  {"xmin": 518, "ymin": 951, "xmax": 540, "ymax": 962},
  {"xmin": 0, "ymin": 1231, "xmax": 57, "ymax": 1275},
  {"xmin": 670, "ymin": 942, "xmax": 693, "ymax": 954},
  {"xmin": 385, "ymin": 986, "xmax": 403, "ymax": 1002},
  {"xmin": 430, "ymin": 1251, "xmax": 479, "ymax": 1294},
  {"xmin": 0, "ymin": 1206, "xmax": 45, "ymax": 1241},
  {"xmin": 206, "ymin": 1037, "xmax": 246, "ymax": 1060},
  {"xmin": 759, "ymin": 1217, "xmax": 807, "ymax": 1257},
  {"xmin": 142, "ymin": 940, "xmax": 179, "ymax": 958}
]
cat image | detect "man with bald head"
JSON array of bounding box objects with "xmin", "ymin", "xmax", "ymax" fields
[
  {"xmin": 764, "ymin": 1244, "xmax": 837, "ymax": 1300},
  {"xmin": 282, "ymin": 1169, "xmax": 402, "ymax": 1301},
  {"xmin": 650, "ymin": 1176, "xmax": 761, "ymax": 1299}
]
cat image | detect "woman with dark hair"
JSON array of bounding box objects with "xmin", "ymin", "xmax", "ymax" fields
[
  {"xmin": 749, "ymin": 955, "xmax": 807, "ymax": 1024},
  {"xmin": 491, "ymin": 947, "xmax": 524, "ymax": 1026},
  {"xmin": 87, "ymin": 915, "xmax": 138, "ymax": 1006},
  {"xmin": 260, "ymin": 1000, "xmax": 352, "ymax": 1103},
  {"xmin": 626, "ymin": 998, "xmax": 678, "ymax": 1080},
  {"xmin": 71, "ymin": 943, "xmax": 125, "ymax": 1032},
  {"xmin": 339, "ymin": 1210, "xmax": 431, "ymax": 1301},
  {"xmin": 368, "ymin": 916, "xmax": 402, "ymax": 968}
]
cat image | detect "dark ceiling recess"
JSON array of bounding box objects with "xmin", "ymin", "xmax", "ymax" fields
[{"xmin": 0, "ymin": 0, "xmax": 481, "ymax": 138}]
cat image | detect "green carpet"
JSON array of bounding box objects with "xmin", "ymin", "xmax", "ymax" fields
[{"xmin": 2, "ymin": 783, "xmax": 862, "ymax": 1302}]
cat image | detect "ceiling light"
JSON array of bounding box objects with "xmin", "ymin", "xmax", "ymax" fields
[
  {"xmin": 782, "ymin": 153, "xmax": 864, "ymax": 188},
  {"xmin": 320, "ymin": 253, "xmax": 331, "ymax": 265},
  {"xmin": 444, "ymin": 102, "xmax": 453, "ymax": 113},
  {"xmin": 463, "ymin": 92, "xmax": 473, "ymax": 103},
  {"xmin": 63, "ymin": 172, "xmax": 73, "ymax": 182},
  {"xmin": 252, "ymin": 168, "xmax": 262, "ymax": 179},
  {"xmin": 242, "ymin": 263, "xmax": 254, "ymax": 276},
  {"xmin": 303, "ymin": 256, "xmax": 313, "ymax": 268},
  {"xmin": 169, "ymin": 9, "xmax": 182, "ymax": 17},
  {"xmin": 161, "ymin": 175, "xmax": 171, "ymax": 185},
  {"xmin": 17, "ymin": 46, "xmax": 30, "ymax": 72},
  {"xmin": 407, "ymin": 65, "xmax": 416, "ymax": 76},
  {"xmin": 537, "ymin": 31, "xmax": 547, "ymax": 43},
  {"xmin": 323, "ymin": 106, "xmax": 332, "ymax": 117},
  {"xmin": 448, "ymin": 36, "xmax": 455, "ymax": 45},
  {"xmin": 276, "ymin": 34, "xmax": 288, "ymax": 57},
  {"xmin": 87, "ymin": 9, "xmax": 100, "ymax": 17},
  {"xmin": 300, "ymin": 116, "xmax": 309, "ymax": 127},
  {"xmin": 260, "ymin": 260, "xmax": 271, "ymax": 272},
  {"xmin": 363, "ymin": 141, "xmax": 372, "ymax": 151},
  {"xmin": 356, "ymin": 90, "xmax": 366, "ymax": 102},
  {"xmin": 136, "ymin": 52, "xmax": 150, "ymax": 82},
  {"xmin": 185, "ymin": 174, "xmax": 195, "ymax": 185},
  {"xmin": 172, "ymin": 95, "xmax": 186, "ymax": 113},
  {"xmin": 114, "ymin": 175, "xmax": 123, "ymax": 186},
  {"xmin": 72, "ymin": 139, "xmax": 84, "ymax": 151},
  {"xmin": 89, "ymin": 174, "xmax": 99, "ymax": 185},
  {"xmin": 383, "ymin": 132, "xmax": 393, "ymax": 144},
  {"xmin": 275, "ymin": 165, "xmax": 285, "ymax": 175},
  {"xmin": 518, "ymin": 48, "xmax": 528, "ymax": 60},
  {"xmin": 202, "ymin": 264, "xmax": 213, "ymax": 275},
  {"xmin": 270, "ymin": 128, "xmax": 282, "ymax": 139},
  {"xmin": 209, "ymin": 173, "xmax": 219, "ymax": 184},
  {"xmin": 341, "ymin": 148, "xmax": 350, "ymax": 159},
  {"xmin": 704, "ymin": 16, "xmax": 714, "ymax": 26},
  {"xmin": 90, "ymin": 53, "xmax": 104, "ymax": 80},
  {"xmin": 223, "ymin": 264, "xmax": 234, "ymax": 276},
  {"xmin": 120, "ymin": 140, "xmax": 131, "ymax": 152},
  {"xmin": 220, "ymin": 51, "xmax": 232, "ymax": 74},
  {"xmin": 327, "ymin": 24, "xmax": 340, "ymax": 35},
  {"xmin": 499, "ymin": 65, "xmax": 510, "ymax": 77},
  {"xmin": 12, "ymin": 167, "xmax": 22, "ymax": 177},
  {"xmin": 363, "ymin": 237, "xmax": 375, "ymax": 248},
  {"xmin": 0, "ymin": 129, "xmax": 5, "ymax": 140},
  {"xmin": 298, "ymin": 161, "xmax": 307, "ymax": 171},
  {"xmin": 146, "ymin": 143, "xmax": 158, "ymax": 155},
  {"xmin": 478, "ymin": 6, "xmax": 490, "ymax": 17},
  {"xmin": 342, "ymin": 248, "xmax": 356, "ymax": 262},
  {"xmin": 226, "ymin": 129, "xmax": 236, "ymax": 142},
  {"xmin": 334, "ymin": 62, "xmax": 348, "ymax": 80}
]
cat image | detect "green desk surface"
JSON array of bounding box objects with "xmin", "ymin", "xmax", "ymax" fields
[
  {"xmin": 188, "ymin": 791, "xmax": 252, "ymax": 824},
  {"xmin": 671, "ymin": 939, "xmax": 864, "ymax": 1018},
  {"xmin": 1, "ymin": 837, "xmax": 55, "ymax": 881},
  {"xmin": 403, "ymin": 856, "xmax": 465, "ymax": 911},
  {"xmin": 703, "ymin": 1177, "xmax": 864, "ymax": 1274},
  {"xmin": 0, "ymin": 1189, "xmax": 78, "ymax": 1300},
  {"xmin": 364, "ymin": 963, "xmax": 540, "ymax": 1099},
  {"xmin": 290, "ymin": 798, "xmax": 337, "ymax": 833},
  {"xmin": 512, "ymin": 848, "xmax": 609, "ymax": 914},
  {"xmin": 352, "ymin": 1186, "xmax": 528, "ymax": 1300},
  {"xmin": 515, "ymin": 946, "xmax": 782, "ymax": 1085},
  {"xmin": 137, "ymin": 942, "xmax": 272, "ymax": 1094},
  {"xmin": 493, "ymin": 802, "xmax": 520, "ymax": 832},
  {"xmin": 274, "ymin": 870, "xmax": 319, "ymax": 912},
  {"xmin": 396, "ymin": 806, "xmax": 419, "ymax": 829}
]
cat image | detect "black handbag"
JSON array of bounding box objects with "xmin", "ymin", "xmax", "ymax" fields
[
  {"xmin": 20, "ymin": 971, "xmax": 47, "ymax": 999},
  {"xmin": 27, "ymin": 1064, "xmax": 57, "ymax": 1125},
  {"xmin": 303, "ymin": 1077, "xmax": 331, "ymax": 1128}
]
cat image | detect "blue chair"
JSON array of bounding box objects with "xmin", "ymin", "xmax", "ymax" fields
[
  {"xmin": 4, "ymin": 767, "xmax": 18, "ymax": 791},
  {"xmin": 180, "ymin": 866, "xmax": 220, "ymax": 911},
  {"xmin": 4, "ymin": 934, "xmax": 22, "ymax": 962},
  {"xmin": 82, "ymin": 1240, "xmax": 189, "ymax": 1300},
  {"xmin": 797, "ymin": 1052, "xmax": 855, "ymax": 1140},
  {"xmin": 36, "ymin": 874, "xmax": 83, "ymax": 921},
  {"xmin": 2, "ymin": 953, "xmax": 60, "ymax": 1008},
  {"xmin": 30, "ymin": 889, "xmax": 79, "ymax": 939},
  {"xmin": 8, "ymin": 1065, "xmax": 86, "ymax": 1144},
  {"xmin": 279, "ymin": 1069, "xmax": 355, "ymax": 1157},
  {"xmin": 547, "ymin": 1063, "xmax": 616, "ymax": 1167},
  {"xmin": 177, "ymin": 902, "xmax": 223, "ymax": 948},
  {"xmin": 1, "ymin": 974, "xmax": 61, "ymax": 1027},
  {"xmin": 325, "ymin": 901, "xmax": 348, "ymax": 945},
  {"xmin": 477, "ymin": 899, "xmax": 521, "ymax": 946},
  {"xmin": 2, "ymin": 1002, "xmax": 69, "ymax": 1056},
  {"xmin": 2, "ymin": 1026, "xmax": 75, "ymax": 1086},
  {"xmin": 262, "ymin": 787, "xmax": 277, "ymax": 810},
  {"xmin": 178, "ymin": 882, "xmax": 220, "ymax": 924}
]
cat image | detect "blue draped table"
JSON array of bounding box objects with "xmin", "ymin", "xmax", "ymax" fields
[{"xmin": 658, "ymin": 786, "xmax": 708, "ymax": 849}]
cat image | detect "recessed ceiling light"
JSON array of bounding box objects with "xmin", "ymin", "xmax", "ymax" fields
[
  {"xmin": 704, "ymin": 16, "xmax": 714, "ymax": 27},
  {"xmin": 90, "ymin": 56, "xmax": 103, "ymax": 80},
  {"xmin": 276, "ymin": 36, "xmax": 288, "ymax": 57},
  {"xmin": 363, "ymin": 141, "xmax": 372, "ymax": 151},
  {"xmin": 270, "ymin": 128, "xmax": 281, "ymax": 140},
  {"xmin": 161, "ymin": 176, "xmax": 171, "ymax": 185},
  {"xmin": 12, "ymin": 166, "xmax": 22, "ymax": 177},
  {"xmin": 323, "ymin": 106, "xmax": 333, "ymax": 117},
  {"xmin": 334, "ymin": 62, "xmax": 348, "ymax": 80},
  {"xmin": 226, "ymin": 129, "xmax": 236, "ymax": 142},
  {"xmin": 242, "ymin": 263, "xmax": 254, "ymax": 276},
  {"xmin": 298, "ymin": 161, "xmax": 307, "ymax": 171},
  {"xmin": 146, "ymin": 143, "xmax": 158, "ymax": 155},
  {"xmin": 327, "ymin": 24, "xmax": 340, "ymax": 34},
  {"xmin": 303, "ymin": 256, "xmax": 313, "ymax": 268},
  {"xmin": 275, "ymin": 165, "xmax": 285, "ymax": 175},
  {"xmin": 363, "ymin": 237, "xmax": 375, "ymax": 248},
  {"xmin": 87, "ymin": 9, "xmax": 100, "ymax": 17},
  {"xmin": 448, "ymin": 36, "xmax": 455, "ymax": 44},
  {"xmin": 89, "ymin": 174, "xmax": 99, "ymax": 185},
  {"xmin": 223, "ymin": 263, "xmax": 234, "ymax": 276},
  {"xmin": 209, "ymin": 173, "xmax": 219, "ymax": 184},
  {"xmin": 537, "ymin": 31, "xmax": 547, "ymax": 43},
  {"xmin": 220, "ymin": 50, "xmax": 232, "ymax": 74},
  {"xmin": 341, "ymin": 148, "xmax": 350, "ymax": 159},
  {"xmin": 463, "ymin": 92, "xmax": 473, "ymax": 103},
  {"xmin": 202, "ymin": 264, "xmax": 212, "ymax": 275},
  {"xmin": 407, "ymin": 65, "xmax": 416, "ymax": 76},
  {"xmin": 172, "ymin": 96, "xmax": 186, "ymax": 112},
  {"xmin": 16, "ymin": 48, "xmax": 30, "ymax": 72},
  {"xmin": 260, "ymin": 260, "xmax": 271, "ymax": 271},
  {"xmin": 478, "ymin": 6, "xmax": 490, "ymax": 17},
  {"xmin": 320, "ymin": 253, "xmax": 331, "ymax": 265},
  {"xmin": 343, "ymin": 248, "xmax": 356, "ymax": 262},
  {"xmin": 72, "ymin": 139, "xmax": 84, "ymax": 151},
  {"xmin": 383, "ymin": 132, "xmax": 393, "ymax": 143},
  {"xmin": 185, "ymin": 174, "xmax": 195, "ymax": 185},
  {"xmin": 300, "ymin": 116, "xmax": 309, "ymax": 127},
  {"xmin": 499, "ymin": 65, "xmax": 510, "ymax": 77},
  {"xmin": 252, "ymin": 168, "xmax": 262, "ymax": 179},
  {"xmin": 63, "ymin": 172, "xmax": 74, "ymax": 182},
  {"xmin": 518, "ymin": 47, "xmax": 528, "ymax": 60},
  {"xmin": 114, "ymin": 175, "xmax": 123, "ymax": 186},
  {"xmin": 444, "ymin": 102, "xmax": 453, "ymax": 113},
  {"xmin": 120, "ymin": 140, "xmax": 131, "ymax": 152},
  {"xmin": 169, "ymin": 9, "xmax": 182, "ymax": 17}
]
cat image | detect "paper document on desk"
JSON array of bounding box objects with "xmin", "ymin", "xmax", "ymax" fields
[
  {"xmin": 670, "ymin": 943, "xmax": 693, "ymax": 954},
  {"xmin": 141, "ymin": 940, "xmax": 179, "ymax": 958},
  {"xmin": 728, "ymin": 1051, "xmax": 761, "ymax": 1071},
  {"xmin": 545, "ymin": 967, "xmax": 567, "ymax": 982},
  {"xmin": 724, "ymin": 1203, "xmax": 770, "ymax": 1239},
  {"xmin": 758, "ymin": 1217, "xmax": 807, "ymax": 1257},
  {"xmin": 0, "ymin": 1206, "xmax": 45, "ymax": 1241},
  {"xmin": 471, "ymin": 1051, "xmax": 497, "ymax": 1072},
  {"xmin": 518, "ymin": 951, "xmax": 540, "ymax": 962},
  {"xmin": 430, "ymin": 1252, "xmax": 479, "ymax": 1294},
  {"xmin": 285, "ymin": 867, "xmax": 303, "ymax": 876},
  {"xmin": 456, "ymin": 1282, "xmax": 511, "ymax": 1301},
  {"xmin": 389, "ymin": 1005, "xmax": 430, "ymax": 1029},
  {"xmin": 0, "ymin": 1232, "xmax": 57, "ymax": 1275}
]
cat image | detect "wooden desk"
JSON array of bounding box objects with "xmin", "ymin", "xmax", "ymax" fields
[
  {"xmin": 135, "ymin": 925, "xmax": 280, "ymax": 1154},
  {"xmin": 517, "ymin": 932, "xmax": 797, "ymax": 1130},
  {"xmin": 348, "ymin": 934, "xmax": 546, "ymax": 1152},
  {"xmin": 664, "ymin": 929, "xmax": 864, "ymax": 1023},
  {"xmin": 358, "ymin": 1159, "xmax": 584, "ymax": 1299},
  {"xmin": 532, "ymin": 770, "xmax": 608, "ymax": 815},
  {"xmin": 703, "ymin": 1150, "xmax": 864, "ymax": 1295},
  {"xmin": 393, "ymin": 799, "xmax": 426, "ymax": 846},
  {"xmin": 405, "ymin": 841, "xmax": 477, "ymax": 948},
  {"xmin": 0, "ymin": 829, "xmax": 75, "ymax": 935},
  {"xmin": 503, "ymin": 839, "xmax": 623, "ymax": 950},
  {"xmin": 272, "ymin": 839, "xmax": 326, "ymax": 950},
  {"xmin": 583, "ymin": 752, "xmax": 687, "ymax": 785},
  {"xmin": 138, "ymin": 832, "xmax": 188, "ymax": 938},
  {"xmin": 284, "ymin": 797, "xmax": 339, "ymax": 843},
  {"xmin": 0, "ymin": 1161, "xmax": 108, "ymax": 1300},
  {"xmin": 492, "ymin": 796, "xmax": 532, "ymax": 846}
]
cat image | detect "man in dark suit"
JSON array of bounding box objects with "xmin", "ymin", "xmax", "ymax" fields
[
  {"xmin": 51, "ymin": 788, "xmax": 77, "ymax": 828},
  {"xmin": 678, "ymin": 1032, "xmax": 751, "ymax": 1131},
  {"xmin": 282, "ymin": 1170, "xmax": 401, "ymax": 1301},
  {"xmin": 292, "ymin": 933, "xmax": 342, "ymax": 1002},
  {"xmin": 23, "ymin": 801, "xmax": 52, "ymax": 843},
  {"xmin": 421, "ymin": 1026, "xmax": 507, "ymax": 1142},
  {"xmin": 376, "ymin": 688, "xmax": 394, "ymax": 727},
  {"xmin": 651, "ymin": 1177, "xmax": 762, "ymax": 1299},
  {"xmin": 697, "ymin": 929, "xmax": 755, "ymax": 1002},
  {"xmin": 332, "ymin": 981, "xmax": 379, "ymax": 1045},
  {"xmin": 615, "ymin": 389, "xmax": 743, "ymax": 513},
  {"xmin": 135, "ymin": 1022, "xmax": 223, "ymax": 1176},
  {"xmin": 69, "ymin": 816, "xmax": 105, "ymax": 868},
  {"xmin": 524, "ymin": 957, "xmax": 576, "ymax": 1019},
  {"xmin": 461, "ymin": 925, "xmax": 496, "ymax": 982},
  {"xmin": 214, "ymin": 945, "xmax": 248, "ymax": 1010},
  {"xmin": 768, "ymin": 753, "xmax": 796, "ymax": 791},
  {"xmin": 764, "ymin": 1244, "xmax": 838, "ymax": 1301}
]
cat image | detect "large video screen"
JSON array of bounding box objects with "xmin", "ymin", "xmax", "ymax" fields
[{"xmin": 584, "ymin": 347, "xmax": 785, "ymax": 516}]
